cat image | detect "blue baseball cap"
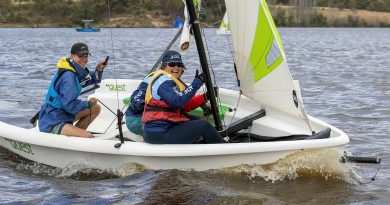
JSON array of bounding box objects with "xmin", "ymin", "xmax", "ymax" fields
[{"xmin": 162, "ymin": 50, "xmax": 183, "ymax": 65}]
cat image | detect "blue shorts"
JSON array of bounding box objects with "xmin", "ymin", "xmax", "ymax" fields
[
  {"xmin": 50, "ymin": 122, "xmax": 66, "ymax": 135},
  {"xmin": 125, "ymin": 116, "xmax": 143, "ymax": 136}
]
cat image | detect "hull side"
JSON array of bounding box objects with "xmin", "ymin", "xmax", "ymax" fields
[{"xmin": 0, "ymin": 134, "xmax": 345, "ymax": 171}]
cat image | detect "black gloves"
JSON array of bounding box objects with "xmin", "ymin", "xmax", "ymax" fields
[
  {"xmin": 195, "ymin": 69, "xmax": 207, "ymax": 83},
  {"xmin": 203, "ymin": 92, "xmax": 209, "ymax": 101},
  {"xmin": 201, "ymin": 105, "xmax": 212, "ymax": 117}
]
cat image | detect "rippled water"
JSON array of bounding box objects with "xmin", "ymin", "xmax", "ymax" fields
[{"xmin": 0, "ymin": 28, "xmax": 389, "ymax": 204}]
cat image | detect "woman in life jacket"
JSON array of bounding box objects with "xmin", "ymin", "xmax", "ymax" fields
[
  {"xmin": 142, "ymin": 50, "xmax": 226, "ymax": 144},
  {"xmin": 125, "ymin": 53, "xmax": 209, "ymax": 137},
  {"xmin": 38, "ymin": 43, "xmax": 107, "ymax": 138}
]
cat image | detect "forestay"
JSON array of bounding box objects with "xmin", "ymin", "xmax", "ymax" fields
[{"xmin": 225, "ymin": 0, "xmax": 307, "ymax": 120}]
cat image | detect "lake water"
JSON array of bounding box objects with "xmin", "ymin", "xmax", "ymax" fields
[{"xmin": 0, "ymin": 28, "xmax": 389, "ymax": 204}]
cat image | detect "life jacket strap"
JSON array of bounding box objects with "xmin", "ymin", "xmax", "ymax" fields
[{"xmin": 145, "ymin": 105, "xmax": 178, "ymax": 112}]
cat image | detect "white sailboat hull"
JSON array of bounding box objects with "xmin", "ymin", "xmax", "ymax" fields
[{"xmin": 0, "ymin": 79, "xmax": 349, "ymax": 171}]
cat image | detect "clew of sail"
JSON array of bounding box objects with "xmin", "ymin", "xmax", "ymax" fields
[{"xmin": 225, "ymin": 0, "xmax": 311, "ymax": 125}]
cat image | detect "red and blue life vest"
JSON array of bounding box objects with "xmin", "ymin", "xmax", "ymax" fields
[{"xmin": 142, "ymin": 70, "xmax": 190, "ymax": 123}]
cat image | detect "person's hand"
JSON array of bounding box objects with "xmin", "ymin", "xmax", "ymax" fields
[
  {"xmin": 203, "ymin": 92, "xmax": 209, "ymax": 101},
  {"xmin": 88, "ymin": 97, "xmax": 97, "ymax": 107},
  {"xmin": 195, "ymin": 69, "xmax": 206, "ymax": 83},
  {"xmin": 201, "ymin": 105, "xmax": 212, "ymax": 117},
  {"xmin": 96, "ymin": 60, "xmax": 107, "ymax": 72}
]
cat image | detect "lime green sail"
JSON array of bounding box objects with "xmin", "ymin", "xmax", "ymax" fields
[{"xmin": 250, "ymin": 0, "xmax": 285, "ymax": 82}]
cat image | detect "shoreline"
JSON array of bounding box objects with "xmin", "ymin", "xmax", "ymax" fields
[{"xmin": 1, "ymin": 7, "xmax": 390, "ymax": 28}]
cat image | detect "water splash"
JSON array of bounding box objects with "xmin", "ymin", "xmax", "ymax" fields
[
  {"xmin": 57, "ymin": 162, "xmax": 147, "ymax": 180},
  {"xmin": 214, "ymin": 149, "xmax": 352, "ymax": 183},
  {"xmin": 115, "ymin": 162, "xmax": 148, "ymax": 177}
]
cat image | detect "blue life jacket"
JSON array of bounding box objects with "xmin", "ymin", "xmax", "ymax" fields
[{"xmin": 45, "ymin": 58, "xmax": 82, "ymax": 108}]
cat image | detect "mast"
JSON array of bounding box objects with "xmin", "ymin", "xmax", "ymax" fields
[{"xmin": 185, "ymin": 0, "xmax": 223, "ymax": 131}]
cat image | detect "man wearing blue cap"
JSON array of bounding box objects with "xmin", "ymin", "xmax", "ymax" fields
[
  {"xmin": 139, "ymin": 50, "xmax": 226, "ymax": 144},
  {"xmin": 38, "ymin": 43, "xmax": 107, "ymax": 138}
]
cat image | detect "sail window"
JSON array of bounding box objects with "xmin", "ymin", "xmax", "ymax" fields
[{"xmin": 266, "ymin": 39, "xmax": 281, "ymax": 68}]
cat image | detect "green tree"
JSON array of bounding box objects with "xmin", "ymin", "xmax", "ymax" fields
[
  {"xmin": 356, "ymin": 0, "xmax": 371, "ymax": 10},
  {"xmin": 309, "ymin": 13, "xmax": 328, "ymax": 27},
  {"xmin": 274, "ymin": 8, "xmax": 287, "ymax": 26},
  {"xmin": 368, "ymin": 0, "xmax": 386, "ymax": 11}
]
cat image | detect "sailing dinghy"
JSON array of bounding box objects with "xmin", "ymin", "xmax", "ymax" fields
[{"xmin": 1, "ymin": 0, "xmax": 371, "ymax": 172}]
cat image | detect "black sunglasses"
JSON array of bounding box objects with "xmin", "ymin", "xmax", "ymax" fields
[
  {"xmin": 76, "ymin": 53, "xmax": 89, "ymax": 58},
  {"xmin": 167, "ymin": 62, "xmax": 184, "ymax": 68}
]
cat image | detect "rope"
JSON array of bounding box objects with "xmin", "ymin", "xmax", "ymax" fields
[
  {"xmin": 296, "ymin": 95, "xmax": 316, "ymax": 134},
  {"xmin": 198, "ymin": 8, "xmax": 226, "ymax": 127},
  {"xmin": 359, "ymin": 163, "xmax": 381, "ymax": 184},
  {"xmin": 197, "ymin": 4, "xmax": 241, "ymax": 130},
  {"xmin": 102, "ymin": 104, "xmax": 127, "ymax": 135},
  {"xmin": 216, "ymin": 0, "xmax": 235, "ymax": 63},
  {"xmin": 105, "ymin": 1, "xmax": 126, "ymax": 146},
  {"xmin": 106, "ymin": 0, "xmax": 120, "ymax": 110},
  {"xmin": 97, "ymin": 99, "xmax": 126, "ymax": 134}
]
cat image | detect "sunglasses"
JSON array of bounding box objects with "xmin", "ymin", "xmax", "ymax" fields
[
  {"xmin": 76, "ymin": 53, "xmax": 89, "ymax": 58},
  {"xmin": 167, "ymin": 62, "xmax": 184, "ymax": 68}
]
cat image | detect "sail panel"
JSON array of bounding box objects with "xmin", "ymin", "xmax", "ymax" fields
[
  {"xmin": 249, "ymin": 1, "xmax": 281, "ymax": 82},
  {"xmin": 265, "ymin": 39, "xmax": 282, "ymax": 68},
  {"xmin": 225, "ymin": 0, "xmax": 305, "ymax": 118}
]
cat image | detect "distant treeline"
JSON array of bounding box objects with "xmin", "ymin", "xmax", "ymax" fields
[
  {"xmin": 271, "ymin": 0, "xmax": 390, "ymax": 27},
  {"xmin": 0, "ymin": 0, "xmax": 226, "ymax": 27},
  {"xmin": 276, "ymin": 0, "xmax": 390, "ymax": 12},
  {"xmin": 0, "ymin": 0, "xmax": 390, "ymax": 27}
]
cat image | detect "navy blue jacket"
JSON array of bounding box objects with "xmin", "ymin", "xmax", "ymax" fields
[
  {"xmin": 38, "ymin": 57, "xmax": 103, "ymax": 133},
  {"xmin": 125, "ymin": 75, "xmax": 152, "ymax": 117}
]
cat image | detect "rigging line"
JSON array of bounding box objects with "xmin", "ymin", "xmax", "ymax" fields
[
  {"xmin": 97, "ymin": 99, "xmax": 116, "ymax": 116},
  {"xmin": 106, "ymin": 0, "xmax": 120, "ymax": 110},
  {"xmin": 98, "ymin": 97, "xmax": 127, "ymax": 134},
  {"xmin": 193, "ymin": 3, "xmax": 219, "ymax": 112},
  {"xmin": 199, "ymin": 16, "xmax": 227, "ymax": 127},
  {"xmin": 216, "ymin": 0, "xmax": 235, "ymax": 64},
  {"xmin": 359, "ymin": 163, "xmax": 381, "ymax": 185},
  {"xmin": 226, "ymin": 91, "xmax": 242, "ymax": 129},
  {"xmin": 215, "ymin": 0, "xmax": 243, "ymax": 128},
  {"xmin": 103, "ymin": 104, "xmax": 127, "ymax": 134},
  {"xmin": 200, "ymin": 28, "xmax": 217, "ymax": 85},
  {"xmin": 297, "ymin": 96, "xmax": 315, "ymax": 134},
  {"xmin": 148, "ymin": 26, "xmax": 183, "ymax": 74}
]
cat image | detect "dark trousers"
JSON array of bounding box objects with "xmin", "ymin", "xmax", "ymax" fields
[{"xmin": 144, "ymin": 119, "xmax": 226, "ymax": 144}]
